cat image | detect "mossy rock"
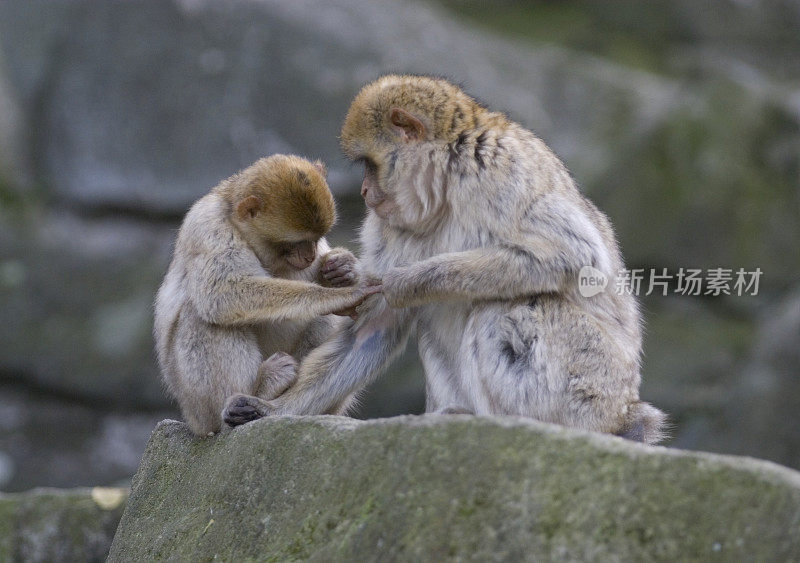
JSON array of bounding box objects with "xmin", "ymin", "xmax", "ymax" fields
[
  {"xmin": 110, "ymin": 417, "xmax": 800, "ymax": 561},
  {"xmin": 0, "ymin": 486, "xmax": 127, "ymax": 562}
]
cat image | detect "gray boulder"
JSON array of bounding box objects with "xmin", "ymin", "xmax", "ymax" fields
[
  {"xmin": 0, "ymin": 0, "xmax": 691, "ymax": 210},
  {"xmin": 0, "ymin": 486, "xmax": 127, "ymax": 562},
  {"xmin": 109, "ymin": 417, "xmax": 800, "ymax": 561}
]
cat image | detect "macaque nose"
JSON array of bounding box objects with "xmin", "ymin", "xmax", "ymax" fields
[
  {"xmin": 361, "ymin": 182, "xmax": 368, "ymax": 198},
  {"xmin": 301, "ymin": 241, "xmax": 317, "ymax": 265}
]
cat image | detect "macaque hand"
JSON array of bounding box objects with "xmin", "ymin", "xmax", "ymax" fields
[
  {"xmin": 321, "ymin": 249, "xmax": 359, "ymax": 287},
  {"xmin": 332, "ymin": 281, "xmax": 382, "ymax": 320}
]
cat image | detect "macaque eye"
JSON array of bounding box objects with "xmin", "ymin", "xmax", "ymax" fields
[
  {"xmin": 276, "ymin": 240, "xmax": 316, "ymax": 255},
  {"xmin": 361, "ymin": 159, "xmax": 380, "ymax": 183},
  {"xmin": 355, "ymin": 156, "xmax": 376, "ymax": 174},
  {"xmin": 275, "ymin": 242, "xmax": 295, "ymax": 255}
]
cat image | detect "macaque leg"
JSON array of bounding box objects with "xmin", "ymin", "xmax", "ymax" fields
[
  {"xmin": 222, "ymin": 316, "xmax": 348, "ymax": 428},
  {"xmin": 225, "ymin": 297, "xmax": 411, "ymax": 423},
  {"xmin": 171, "ymin": 318, "xmax": 264, "ymax": 436},
  {"xmin": 222, "ymin": 352, "xmax": 298, "ymax": 427},
  {"xmin": 254, "ymin": 352, "xmax": 299, "ymax": 398},
  {"xmin": 268, "ymin": 297, "xmax": 414, "ymax": 416}
]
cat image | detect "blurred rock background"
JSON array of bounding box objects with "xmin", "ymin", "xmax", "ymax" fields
[{"xmin": 0, "ymin": 0, "xmax": 797, "ymax": 492}]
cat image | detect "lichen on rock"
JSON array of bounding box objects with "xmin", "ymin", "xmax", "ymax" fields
[{"xmin": 109, "ymin": 416, "xmax": 800, "ymax": 561}]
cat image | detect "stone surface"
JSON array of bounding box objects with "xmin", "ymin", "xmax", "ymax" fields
[
  {"xmin": 0, "ymin": 486, "xmax": 127, "ymax": 562},
  {"xmin": 0, "ymin": 0, "xmax": 691, "ymax": 209},
  {"xmin": 109, "ymin": 417, "xmax": 800, "ymax": 561}
]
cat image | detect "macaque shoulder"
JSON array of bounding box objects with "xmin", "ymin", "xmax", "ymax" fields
[{"xmin": 176, "ymin": 194, "xmax": 240, "ymax": 254}]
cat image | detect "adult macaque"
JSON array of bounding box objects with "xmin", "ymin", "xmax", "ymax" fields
[
  {"xmin": 228, "ymin": 76, "xmax": 666, "ymax": 443},
  {"xmin": 154, "ymin": 155, "xmax": 378, "ymax": 436}
]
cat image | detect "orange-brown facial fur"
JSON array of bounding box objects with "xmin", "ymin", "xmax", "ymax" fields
[
  {"xmin": 340, "ymin": 75, "xmax": 502, "ymax": 225},
  {"xmin": 219, "ymin": 154, "xmax": 336, "ymax": 269}
]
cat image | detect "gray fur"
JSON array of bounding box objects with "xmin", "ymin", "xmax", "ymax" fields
[{"xmin": 154, "ymin": 165, "xmax": 369, "ymax": 436}]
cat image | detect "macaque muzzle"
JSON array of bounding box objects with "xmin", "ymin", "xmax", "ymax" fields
[{"xmin": 283, "ymin": 240, "xmax": 317, "ymax": 270}]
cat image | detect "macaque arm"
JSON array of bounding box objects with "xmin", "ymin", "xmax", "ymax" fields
[
  {"xmin": 189, "ymin": 253, "xmax": 373, "ymax": 325},
  {"xmin": 268, "ymin": 296, "xmax": 414, "ymax": 415},
  {"xmin": 383, "ymin": 206, "xmax": 604, "ymax": 307}
]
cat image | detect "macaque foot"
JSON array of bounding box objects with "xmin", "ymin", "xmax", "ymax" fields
[
  {"xmin": 222, "ymin": 394, "xmax": 272, "ymax": 427},
  {"xmin": 321, "ymin": 249, "xmax": 358, "ymax": 287},
  {"xmin": 256, "ymin": 352, "xmax": 298, "ymax": 399}
]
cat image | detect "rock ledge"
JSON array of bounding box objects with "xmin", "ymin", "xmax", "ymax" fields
[{"xmin": 109, "ymin": 416, "xmax": 800, "ymax": 561}]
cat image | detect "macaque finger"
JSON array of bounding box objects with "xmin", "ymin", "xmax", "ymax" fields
[
  {"xmin": 323, "ymin": 268, "xmax": 354, "ymax": 282},
  {"xmin": 328, "ymin": 274, "xmax": 355, "ymax": 286},
  {"xmin": 332, "ymin": 305, "xmax": 358, "ymax": 317},
  {"xmin": 322, "ymin": 254, "xmax": 351, "ymax": 272},
  {"xmin": 326, "ymin": 261, "xmax": 354, "ymax": 273},
  {"xmin": 363, "ymin": 284, "xmax": 383, "ymax": 296},
  {"xmin": 262, "ymin": 352, "xmax": 297, "ymax": 371}
]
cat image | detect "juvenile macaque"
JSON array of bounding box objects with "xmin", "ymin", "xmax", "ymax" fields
[
  {"xmin": 232, "ymin": 76, "xmax": 666, "ymax": 444},
  {"xmin": 154, "ymin": 155, "xmax": 378, "ymax": 436}
]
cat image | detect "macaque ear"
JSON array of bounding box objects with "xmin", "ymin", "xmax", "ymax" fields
[
  {"xmin": 312, "ymin": 159, "xmax": 327, "ymax": 178},
  {"xmin": 236, "ymin": 195, "xmax": 264, "ymax": 221},
  {"xmin": 389, "ymin": 107, "xmax": 426, "ymax": 142}
]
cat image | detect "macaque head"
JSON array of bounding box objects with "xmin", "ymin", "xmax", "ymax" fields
[
  {"xmin": 340, "ymin": 75, "xmax": 481, "ymax": 228},
  {"xmin": 229, "ymin": 155, "xmax": 335, "ymax": 270}
]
